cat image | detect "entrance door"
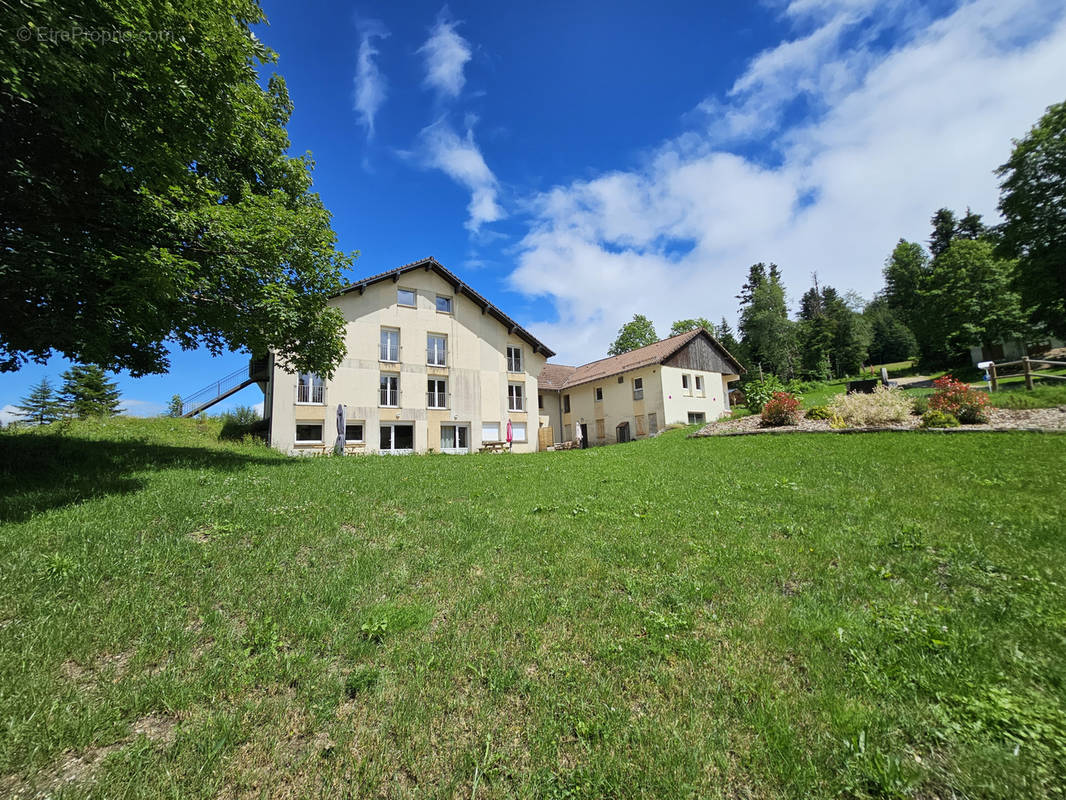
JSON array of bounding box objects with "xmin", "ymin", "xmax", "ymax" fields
[
  {"xmin": 440, "ymin": 424, "xmax": 469, "ymax": 454},
  {"xmin": 579, "ymin": 423, "xmax": 589, "ymax": 448},
  {"xmin": 616, "ymin": 422, "xmax": 631, "ymax": 443},
  {"xmin": 380, "ymin": 423, "xmax": 414, "ymax": 453}
]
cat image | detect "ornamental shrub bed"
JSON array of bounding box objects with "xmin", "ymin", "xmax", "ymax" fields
[
  {"xmin": 828, "ymin": 385, "xmax": 913, "ymax": 427},
  {"xmin": 760, "ymin": 391, "xmax": 801, "ymax": 426},
  {"xmin": 929, "ymin": 376, "xmax": 989, "ymax": 423}
]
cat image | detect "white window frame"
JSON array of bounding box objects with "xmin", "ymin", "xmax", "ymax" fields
[
  {"xmin": 397, "ymin": 287, "xmax": 416, "ymax": 307},
  {"xmin": 510, "ymin": 421, "xmax": 527, "ymax": 442},
  {"xmin": 344, "ymin": 422, "xmax": 365, "ymax": 443},
  {"xmin": 508, "ymin": 382, "xmax": 525, "ymax": 411},
  {"xmin": 379, "ymin": 422, "xmax": 414, "ymax": 454},
  {"xmin": 297, "ymin": 373, "xmax": 325, "ymax": 404},
  {"xmin": 427, "ymin": 378, "xmax": 447, "ymax": 409},
  {"xmin": 481, "ymin": 422, "xmax": 500, "ymax": 442},
  {"xmin": 295, "ymin": 421, "xmax": 324, "ymax": 444},
  {"xmin": 632, "ymin": 377, "xmax": 644, "ymax": 400},
  {"xmin": 695, "ymin": 375, "xmax": 705, "ymax": 396},
  {"xmin": 594, "ymin": 387, "xmax": 603, "ymax": 402},
  {"xmin": 427, "ymin": 334, "xmax": 447, "ymax": 367},
  {"xmin": 440, "ymin": 424, "xmax": 469, "ymax": 453},
  {"xmin": 435, "ymin": 295, "xmax": 452, "ymax": 313},
  {"xmin": 380, "ymin": 328, "xmax": 400, "ymax": 362},
  {"xmin": 506, "ymin": 345, "xmax": 522, "ymax": 373},
  {"xmin": 380, "ymin": 373, "xmax": 399, "ymax": 407},
  {"xmin": 687, "ymin": 412, "xmax": 706, "ymax": 425},
  {"xmin": 682, "ymin": 374, "xmax": 691, "ymax": 394}
]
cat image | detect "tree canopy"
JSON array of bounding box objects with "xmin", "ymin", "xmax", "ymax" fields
[
  {"xmin": 608, "ymin": 315, "xmax": 659, "ymax": 356},
  {"xmin": 1, "ymin": 0, "xmax": 351, "ymax": 377},
  {"xmin": 669, "ymin": 318, "xmax": 714, "ymax": 337},
  {"xmin": 997, "ymin": 99, "xmax": 1066, "ymax": 339},
  {"xmin": 738, "ymin": 263, "xmax": 795, "ymax": 378}
]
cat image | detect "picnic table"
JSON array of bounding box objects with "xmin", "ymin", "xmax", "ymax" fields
[{"xmin": 479, "ymin": 440, "xmax": 509, "ymax": 453}]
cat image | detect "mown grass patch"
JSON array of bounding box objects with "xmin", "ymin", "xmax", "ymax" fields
[{"xmin": 0, "ymin": 417, "xmax": 1064, "ymax": 798}]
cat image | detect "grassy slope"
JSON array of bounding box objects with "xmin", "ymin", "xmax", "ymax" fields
[{"xmin": 1, "ymin": 419, "xmax": 1064, "ymax": 798}]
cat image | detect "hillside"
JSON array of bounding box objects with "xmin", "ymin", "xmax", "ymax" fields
[{"xmin": 1, "ymin": 418, "xmax": 1064, "ymax": 798}]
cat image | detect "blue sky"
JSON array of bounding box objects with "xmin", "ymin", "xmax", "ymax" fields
[{"xmin": 3, "ymin": 0, "xmax": 1066, "ymax": 422}]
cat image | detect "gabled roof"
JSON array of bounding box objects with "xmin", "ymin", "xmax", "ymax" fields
[
  {"xmin": 539, "ymin": 363, "xmax": 577, "ymax": 390},
  {"xmin": 540, "ymin": 328, "xmax": 744, "ymax": 391},
  {"xmin": 333, "ymin": 257, "xmax": 555, "ymax": 357}
]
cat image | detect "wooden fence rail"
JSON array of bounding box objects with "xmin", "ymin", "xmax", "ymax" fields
[{"xmin": 988, "ymin": 357, "xmax": 1066, "ymax": 391}]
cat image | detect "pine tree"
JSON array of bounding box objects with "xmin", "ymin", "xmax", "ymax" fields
[
  {"xmin": 929, "ymin": 208, "xmax": 958, "ymax": 258},
  {"xmin": 60, "ymin": 365, "xmax": 122, "ymax": 418},
  {"xmin": 956, "ymin": 207, "xmax": 986, "ymax": 240},
  {"xmin": 738, "ymin": 264, "xmax": 795, "ymax": 378},
  {"xmin": 167, "ymin": 394, "xmax": 184, "ymax": 417},
  {"xmin": 15, "ymin": 377, "xmax": 62, "ymax": 425}
]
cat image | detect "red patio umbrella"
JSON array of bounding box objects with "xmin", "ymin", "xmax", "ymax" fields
[{"xmin": 506, "ymin": 419, "xmax": 513, "ymax": 451}]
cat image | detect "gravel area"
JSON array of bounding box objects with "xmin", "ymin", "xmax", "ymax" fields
[{"xmin": 695, "ymin": 406, "xmax": 1066, "ymax": 437}]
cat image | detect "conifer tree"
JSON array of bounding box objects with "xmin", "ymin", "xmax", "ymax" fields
[{"xmin": 59, "ymin": 365, "xmax": 122, "ymax": 418}]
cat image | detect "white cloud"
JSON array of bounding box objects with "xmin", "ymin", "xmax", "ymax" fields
[
  {"xmin": 120, "ymin": 398, "xmax": 166, "ymax": 417},
  {"xmin": 354, "ymin": 19, "xmax": 389, "ymax": 138},
  {"xmin": 510, "ymin": 0, "xmax": 1066, "ymax": 365},
  {"xmin": 0, "ymin": 404, "xmax": 24, "ymax": 426},
  {"xmin": 418, "ymin": 119, "xmax": 504, "ymax": 232},
  {"xmin": 419, "ymin": 10, "xmax": 472, "ymax": 98}
]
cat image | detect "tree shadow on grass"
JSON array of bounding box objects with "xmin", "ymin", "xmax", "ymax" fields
[{"xmin": 0, "ymin": 432, "xmax": 291, "ymax": 524}]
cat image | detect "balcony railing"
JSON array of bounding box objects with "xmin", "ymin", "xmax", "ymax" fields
[
  {"xmin": 380, "ymin": 388, "xmax": 398, "ymax": 407},
  {"xmin": 427, "ymin": 392, "xmax": 447, "ymax": 409},
  {"xmin": 297, "ymin": 383, "xmax": 325, "ymax": 404}
]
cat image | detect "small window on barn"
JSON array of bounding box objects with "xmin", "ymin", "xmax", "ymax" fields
[
  {"xmin": 594, "ymin": 387, "xmax": 603, "ymax": 402},
  {"xmin": 687, "ymin": 412, "xmax": 706, "ymax": 425},
  {"xmin": 563, "ymin": 394, "xmax": 571, "ymax": 413},
  {"xmin": 682, "ymin": 374, "xmax": 691, "ymax": 393},
  {"xmin": 695, "ymin": 376, "xmax": 704, "ymax": 395},
  {"xmin": 632, "ymin": 377, "xmax": 644, "ymax": 400}
]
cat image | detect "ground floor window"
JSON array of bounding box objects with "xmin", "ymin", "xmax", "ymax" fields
[
  {"xmin": 481, "ymin": 422, "xmax": 500, "ymax": 442},
  {"xmin": 511, "ymin": 421, "xmax": 527, "ymax": 442},
  {"xmin": 345, "ymin": 423, "xmax": 364, "ymax": 442},
  {"xmin": 440, "ymin": 424, "xmax": 469, "ymax": 452},
  {"xmin": 295, "ymin": 422, "xmax": 323, "ymax": 444},
  {"xmin": 380, "ymin": 423, "xmax": 414, "ymax": 452},
  {"xmin": 687, "ymin": 412, "xmax": 706, "ymax": 425}
]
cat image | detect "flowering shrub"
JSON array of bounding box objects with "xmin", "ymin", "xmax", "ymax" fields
[
  {"xmin": 920, "ymin": 409, "xmax": 960, "ymax": 428},
  {"xmin": 928, "ymin": 376, "xmax": 989, "ymax": 424},
  {"xmin": 804, "ymin": 405, "xmax": 832, "ymax": 420},
  {"xmin": 828, "ymin": 385, "xmax": 913, "ymax": 427},
  {"xmin": 761, "ymin": 392, "xmax": 801, "ymax": 426}
]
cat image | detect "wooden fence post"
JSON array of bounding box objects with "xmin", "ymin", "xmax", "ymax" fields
[
  {"xmin": 1023, "ymin": 356, "xmax": 1033, "ymax": 390},
  {"xmin": 990, "ymin": 363, "xmax": 998, "ymax": 392}
]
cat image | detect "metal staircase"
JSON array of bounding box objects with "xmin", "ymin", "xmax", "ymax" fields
[{"xmin": 181, "ymin": 358, "xmax": 269, "ymax": 417}]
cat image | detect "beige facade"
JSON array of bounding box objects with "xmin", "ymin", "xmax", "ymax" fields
[
  {"xmin": 538, "ymin": 329, "xmax": 743, "ymax": 446},
  {"xmin": 265, "ymin": 260, "xmax": 552, "ymax": 454}
]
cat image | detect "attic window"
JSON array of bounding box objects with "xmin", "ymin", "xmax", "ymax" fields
[
  {"xmin": 436, "ymin": 295, "xmax": 452, "ymax": 313},
  {"xmin": 397, "ymin": 287, "xmax": 416, "ymax": 307}
]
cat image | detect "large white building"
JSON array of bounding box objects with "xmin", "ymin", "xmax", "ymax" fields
[{"xmin": 262, "ymin": 258, "xmax": 554, "ymax": 454}]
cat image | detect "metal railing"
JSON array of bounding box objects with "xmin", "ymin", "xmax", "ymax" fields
[
  {"xmin": 297, "ymin": 383, "xmax": 325, "ymax": 404},
  {"xmin": 427, "ymin": 391, "xmax": 447, "ymax": 409},
  {"xmin": 181, "ymin": 365, "xmax": 256, "ymax": 416}
]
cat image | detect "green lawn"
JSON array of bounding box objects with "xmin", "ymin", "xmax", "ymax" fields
[{"xmin": 1, "ymin": 419, "xmax": 1065, "ymax": 798}]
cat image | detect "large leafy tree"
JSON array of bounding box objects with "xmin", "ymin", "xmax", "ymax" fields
[
  {"xmin": 60, "ymin": 365, "xmax": 122, "ymax": 418},
  {"xmin": 669, "ymin": 317, "xmax": 714, "ymax": 337},
  {"xmin": 738, "ymin": 263, "xmax": 795, "ymax": 378},
  {"xmin": 919, "ymin": 239, "xmax": 1027, "ymax": 361},
  {"xmin": 1, "ymin": 1, "xmax": 351, "ymax": 376},
  {"xmin": 14, "ymin": 377, "xmax": 63, "ymax": 425},
  {"xmin": 608, "ymin": 314, "xmax": 659, "ymax": 356},
  {"xmin": 997, "ymin": 99, "xmax": 1066, "ymax": 338}
]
